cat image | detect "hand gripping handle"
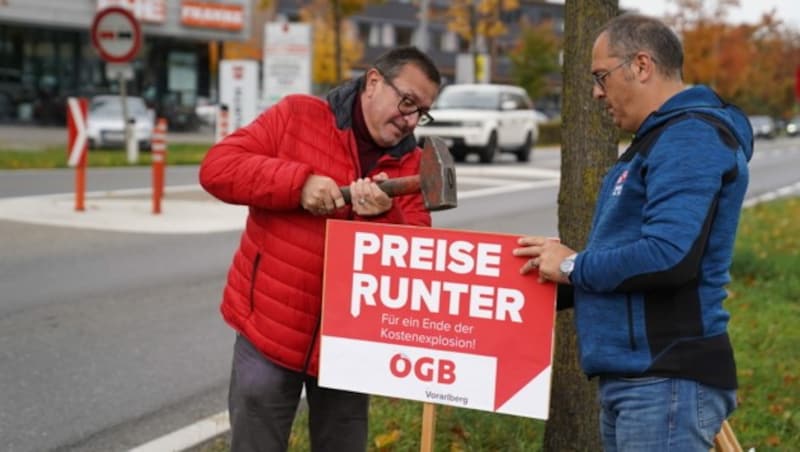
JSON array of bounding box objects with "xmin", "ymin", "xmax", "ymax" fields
[{"xmin": 339, "ymin": 175, "xmax": 421, "ymax": 204}]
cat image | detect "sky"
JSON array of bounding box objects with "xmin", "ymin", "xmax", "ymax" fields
[{"xmin": 617, "ymin": 0, "xmax": 800, "ymax": 29}]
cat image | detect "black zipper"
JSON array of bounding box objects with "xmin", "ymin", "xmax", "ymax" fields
[
  {"xmin": 249, "ymin": 253, "xmax": 261, "ymax": 313},
  {"xmin": 626, "ymin": 294, "xmax": 636, "ymax": 350}
]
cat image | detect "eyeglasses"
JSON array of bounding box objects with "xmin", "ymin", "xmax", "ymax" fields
[
  {"xmin": 378, "ymin": 71, "xmax": 434, "ymax": 126},
  {"xmin": 592, "ymin": 58, "xmax": 631, "ymax": 91}
]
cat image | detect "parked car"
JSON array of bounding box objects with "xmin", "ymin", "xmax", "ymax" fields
[
  {"xmin": 785, "ymin": 116, "xmax": 800, "ymax": 136},
  {"xmin": 748, "ymin": 115, "xmax": 777, "ymax": 139},
  {"xmin": 87, "ymin": 95, "xmax": 155, "ymax": 149},
  {"xmin": 414, "ymin": 84, "xmax": 540, "ymax": 163}
]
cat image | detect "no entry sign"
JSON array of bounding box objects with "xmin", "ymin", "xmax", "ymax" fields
[
  {"xmin": 319, "ymin": 221, "xmax": 557, "ymax": 420},
  {"xmin": 91, "ymin": 7, "xmax": 142, "ymax": 63}
]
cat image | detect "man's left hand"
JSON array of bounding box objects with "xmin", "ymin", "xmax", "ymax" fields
[
  {"xmin": 513, "ymin": 236, "xmax": 576, "ymax": 284},
  {"xmin": 350, "ymin": 172, "xmax": 392, "ymax": 216}
]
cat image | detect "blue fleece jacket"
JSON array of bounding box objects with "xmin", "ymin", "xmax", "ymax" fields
[{"xmin": 569, "ymin": 85, "xmax": 753, "ymax": 389}]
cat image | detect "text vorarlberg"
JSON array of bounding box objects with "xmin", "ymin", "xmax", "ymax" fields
[{"xmin": 350, "ymin": 232, "xmax": 525, "ymax": 322}]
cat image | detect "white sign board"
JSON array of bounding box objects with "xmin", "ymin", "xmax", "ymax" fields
[
  {"xmin": 219, "ymin": 60, "xmax": 259, "ymax": 131},
  {"xmin": 97, "ymin": 0, "xmax": 167, "ymax": 23},
  {"xmin": 262, "ymin": 22, "xmax": 312, "ymax": 107}
]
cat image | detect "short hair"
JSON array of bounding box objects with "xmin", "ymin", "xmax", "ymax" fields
[
  {"xmin": 372, "ymin": 46, "xmax": 442, "ymax": 87},
  {"xmin": 599, "ymin": 14, "xmax": 683, "ymax": 80}
]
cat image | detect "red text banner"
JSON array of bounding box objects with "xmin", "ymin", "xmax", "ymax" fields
[{"xmin": 319, "ymin": 220, "xmax": 556, "ymax": 419}]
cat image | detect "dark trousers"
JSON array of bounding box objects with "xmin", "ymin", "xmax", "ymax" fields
[{"xmin": 228, "ymin": 334, "xmax": 369, "ymax": 452}]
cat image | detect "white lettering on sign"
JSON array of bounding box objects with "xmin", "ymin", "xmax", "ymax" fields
[
  {"xmin": 181, "ymin": 0, "xmax": 244, "ymax": 31},
  {"xmin": 350, "ymin": 232, "xmax": 523, "ymax": 321},
  {"xmin": 353, "ymin": 232, "xmax": 501, "ymax": 276},
  {"xmin": 350, "ymin": 274, "xmax": 524, "ymax": 321}
]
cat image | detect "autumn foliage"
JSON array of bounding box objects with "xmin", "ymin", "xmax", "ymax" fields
[{"xmin": 667, "ymin": 0, "xmax": 800, "ymax": 118}]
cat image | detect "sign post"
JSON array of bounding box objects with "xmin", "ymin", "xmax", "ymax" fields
[
  {"xmin": 91, "ymin": 6, "xmax": 142, "ymax": 162},
  {"xmin": 319, "ymin": 221, "xmax": 557, "ymax": 424},
  {"xmin": 67, "ymin": 97, "xmax": 89, "ymax": 212}
]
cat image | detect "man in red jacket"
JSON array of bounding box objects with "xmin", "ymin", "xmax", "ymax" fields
[{"xmin": 199, "ymin": 46, "xmax": 441, "ymax": 452}]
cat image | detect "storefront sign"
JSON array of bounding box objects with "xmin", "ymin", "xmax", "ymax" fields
[
  {"xmin": 319, "ymin": 221, "xmax": 557, "ymax": 420},
  {"xmin": 219, "ymin": 60, "xmax": 259, "ymax": 132},
  {"xmin": 262, "ymin": 22, "xmax": 312, "ymax": 107},
  {"xmin": 181, "ymin": 0, "xmax": 244, "ymax": 31},
  {"xmin": 97, "ymin": 0, "xmax": 166, "ymax": 24}
]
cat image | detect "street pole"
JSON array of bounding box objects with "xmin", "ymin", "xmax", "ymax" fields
[
  {"xmin": 118, "ymin": 72, "xmax": 136, "ymax": 164},
  {"xmin": 417, "ymin": 0, "xmax": 430, "ymax": 52}
]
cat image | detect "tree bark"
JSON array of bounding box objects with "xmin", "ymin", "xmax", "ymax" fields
[{"xmin": 542, "ymin": 0, "xmax": 618, "ymax": 451}]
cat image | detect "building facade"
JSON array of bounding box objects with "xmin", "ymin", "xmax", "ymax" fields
[
  {"xmin": 0, "ymin": 0, "xmax": 251, "ymax": 127},
  {"xmin": 273, "ymin": 0, "xmax": 564, "ymax": 112}
]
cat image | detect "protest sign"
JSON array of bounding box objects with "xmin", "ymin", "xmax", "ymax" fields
[{"xmin": 319, "ymin": 220, "xmax": 556, "ymax": 419}]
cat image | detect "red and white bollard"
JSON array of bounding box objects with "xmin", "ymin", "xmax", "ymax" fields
[
  {"xmin": 151, "ymin": 117, "xmax": 167, "ymax": 214},
  {"xmin": 67, "ymin": 97, "xmax": 89, "ymax": 212}
]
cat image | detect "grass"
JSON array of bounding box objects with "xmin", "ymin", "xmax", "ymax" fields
[
  {"xmin": 726, "ymin": 196, "xmax": 800, "ymax": 451},
  {"xmin": 198, "ymin": 197, "xmax": 799, "ymax": 451},
  {"xmin": 0, "ymin": 143, "xmax": 212, "ymax": 169}
]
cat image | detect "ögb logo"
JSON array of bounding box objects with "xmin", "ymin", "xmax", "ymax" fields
[{"xmin": 389, "ymin": 353, "xmax": 456, "ymax": 384}]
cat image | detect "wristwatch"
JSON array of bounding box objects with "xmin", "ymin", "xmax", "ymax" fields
[{"xmin": 559, "ymin": 254, "xmax": 577, "ymax": 280}]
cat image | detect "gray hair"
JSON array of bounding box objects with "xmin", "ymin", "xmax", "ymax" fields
[
  {"xmin": 372, "ymin": 46, "xmax": 442, "ymax": 86},
  {"xmin": 599, "ymin": 14, "xmax": 683, "ymax": 80}
]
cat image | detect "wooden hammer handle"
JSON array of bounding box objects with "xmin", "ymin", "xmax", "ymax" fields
[{"xmin": 339, "ymin": 175, "xmax": 421, "ymax": 204}]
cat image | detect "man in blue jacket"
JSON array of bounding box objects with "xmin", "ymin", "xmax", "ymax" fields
[{"xmin": 514, "ymin": 14, "xmax": 752, "ymax": 451}]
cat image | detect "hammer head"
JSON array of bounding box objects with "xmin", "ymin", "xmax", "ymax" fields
[{"xmin": 420, "ymin": 136, "xmax": 458, "ymax": 211}]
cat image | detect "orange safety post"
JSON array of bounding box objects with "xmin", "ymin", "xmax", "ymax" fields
[
  {"xmin": 67, "ymin": 97, "xmax": 89, "ymax": 211},
  {"xmin": 151, "ymin": 117, "xmax": 167, "ymax": 214}
]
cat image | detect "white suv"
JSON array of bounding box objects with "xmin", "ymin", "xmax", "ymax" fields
[{"xmin": 414, "ymin": 84, "xmax": 539, "ymax": 163}]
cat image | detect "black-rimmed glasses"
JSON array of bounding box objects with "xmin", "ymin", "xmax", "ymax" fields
[
  {"xmin": 592, "ymin": 58, "xmax": 631, "ymax": 91},
  {"xmin": 379, "ymin": 72, "xmax": 434, "ymax": 126}
]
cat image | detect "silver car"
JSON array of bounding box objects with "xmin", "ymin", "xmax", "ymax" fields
[{"xmin": 87, "ymin": 95, "xmax": 155, "ymax": 149}]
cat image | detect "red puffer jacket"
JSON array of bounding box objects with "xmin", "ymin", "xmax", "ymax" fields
[{"xmin": 199, "ymin": 79, "xmax": 430, "ymax": 376}]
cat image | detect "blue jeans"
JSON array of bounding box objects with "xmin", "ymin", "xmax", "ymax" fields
[{"xmin": 599, "ymin": 376, "xmax": 736, "ymax": 452}]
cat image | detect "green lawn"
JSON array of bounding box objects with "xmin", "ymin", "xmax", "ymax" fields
[
  {"xmin": 0, "ymin": 143, "xmax": 211, "ymax": 169},
  {"xmin": 200, "ymin": 197, "xmax": 799, "ymax": 451}
]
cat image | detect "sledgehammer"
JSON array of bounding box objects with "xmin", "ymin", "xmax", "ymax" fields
[{"xmin": 340, "ymin": 136, "xmax": 458, "ymax": 211}]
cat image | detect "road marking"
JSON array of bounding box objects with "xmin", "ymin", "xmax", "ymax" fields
[
  {"xmin": 744, "ymin": 181, "xmax": 800, "ymax": 207},
  {"xmin": 456, "ymin": 166, "xmax": 561, "ymax": 179},
  {"xmin": 0, "ymin": 166, "xmax": 562, "ymax": 233},
  {"xmin": 128, "ymin": 411, "xmax": 230, "ymax": 452},
  {"xmin": 460, "ymin": 179, "xmax": 559, "ymax": 199}
]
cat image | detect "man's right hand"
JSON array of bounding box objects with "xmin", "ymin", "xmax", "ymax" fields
[{"xmin": 301, "ymin": 174, "xmax": 346, "ymax": 216}]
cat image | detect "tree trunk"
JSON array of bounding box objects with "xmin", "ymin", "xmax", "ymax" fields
[{"xmin": 542, "ymin": 0, "xmax": 618, "ymax": 451}]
